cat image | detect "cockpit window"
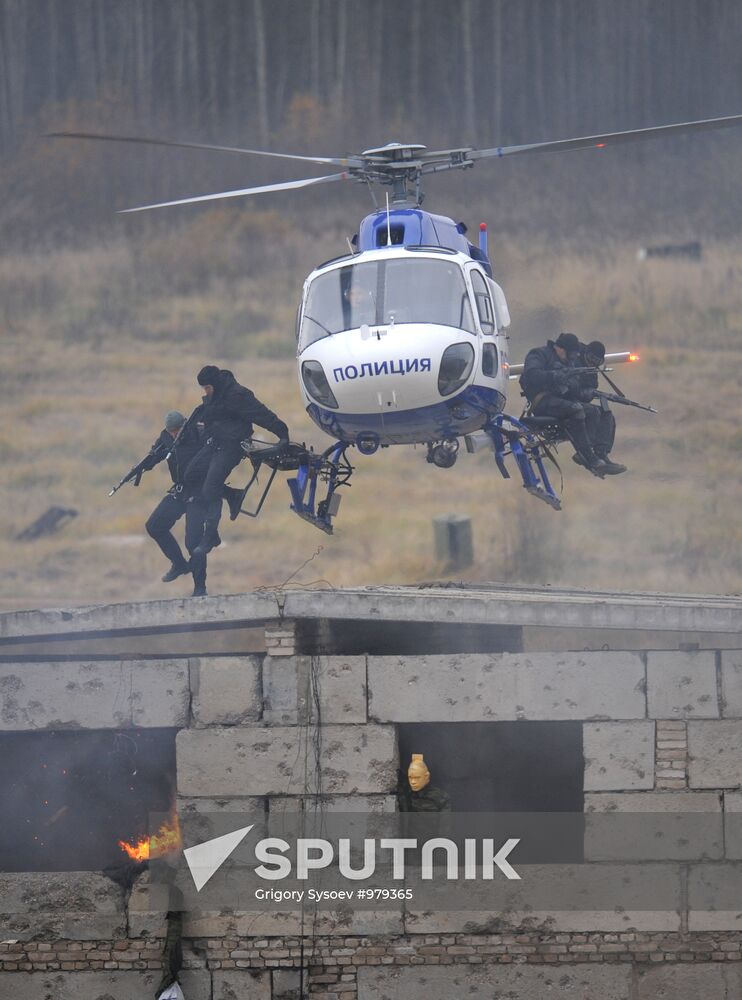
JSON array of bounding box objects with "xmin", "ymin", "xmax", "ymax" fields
[{"xmin": 299, "ymin": 258, "xmax": 476, "ymax": 350}]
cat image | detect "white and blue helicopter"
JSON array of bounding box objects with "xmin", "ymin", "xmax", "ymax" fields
[{"xmin": 51, "ymin": 114, "xmax": 742, "ymax": 532}]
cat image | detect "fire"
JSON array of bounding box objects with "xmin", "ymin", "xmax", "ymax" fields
[{"xmin": 119, "ymin": 811, "xmax": 182, "ymax": 862}]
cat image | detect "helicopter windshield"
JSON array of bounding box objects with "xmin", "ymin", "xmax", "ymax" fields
[{"xmin": 299, "ymin": 257, "xmax": 476, "ymax": 349}]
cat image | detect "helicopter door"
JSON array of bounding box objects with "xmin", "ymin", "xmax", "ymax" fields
[{"xmin": 470, "ymin": 271, "xmax": 496, "ymax": 335}]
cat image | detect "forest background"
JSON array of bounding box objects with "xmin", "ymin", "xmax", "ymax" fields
[{"xmin": 1, "ymin": 0, "xmax": 742, "ymax": 609}]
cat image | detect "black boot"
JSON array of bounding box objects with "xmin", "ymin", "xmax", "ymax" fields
[
  {"xmin": 192, "ymin": 584, "xmax": 208, "ymax": 597},
  {"xmin": 223, "ymin": 486, "xmax": 244, "ymax": 521},
  {"xmin": 595, "ymin": 450, "xmax": 627, "ymax": 475},
  {"xmin": 161, "ymin": 560, "xmax": 190, "ymax": 583}
]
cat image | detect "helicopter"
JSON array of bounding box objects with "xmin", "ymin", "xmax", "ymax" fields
[{"xmin": 50, "ymin": 113, "xmax": 742, "ymax": 532}]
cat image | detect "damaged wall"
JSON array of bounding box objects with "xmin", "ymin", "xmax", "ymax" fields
[{"xmin": 0, "ymin": 589, "xmax": 741, "ymax": 1000}]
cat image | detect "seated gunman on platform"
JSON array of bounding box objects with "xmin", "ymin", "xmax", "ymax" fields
[
  {"xmin": 519, "ymin": 332, "xmax": 607, "ymax": 477},
  {"xmin": 183, "ymin": 366, "xmax": 290, "ymax": 557},
  {"xmin": 567, "ymin": 339, "xmax": 626, "ymax": 476},
  {"xmin": 140, "ymin": 409, "xmax": 243, "ymax": 597}
]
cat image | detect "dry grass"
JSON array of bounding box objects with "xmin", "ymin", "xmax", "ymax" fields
[{"xmin": 1, "ymin": 229, "xmax": 741, "ymax": 611}]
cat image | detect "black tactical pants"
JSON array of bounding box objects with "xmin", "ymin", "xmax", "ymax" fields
[
  {"xmin": 585, "ymin": 403, "xmax": 616, "ymax": 457},
  {"xmin": 532, "ymin": 394, "xmax": 600, "ymax": 462},
  {"xmin": 145, "ymin": 491, "xmax": 208, "ymax": 588},
  {"xmin": 184, "ymin": 439, "xmax": 244, "ymax": 543}
]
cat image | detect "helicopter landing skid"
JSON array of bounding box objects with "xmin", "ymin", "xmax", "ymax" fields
[
  {"xmin": 235, "ymin": 440, "xmax": 353, "ymax": 534},
  {"xmin": 286, "ymin": 441, "xmax": 352, "ymax": 534},
  {"xmin": 486, "ymin": 415, "xmax": 562, "ymax": 511}
]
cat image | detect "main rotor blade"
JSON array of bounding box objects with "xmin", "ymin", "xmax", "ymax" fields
[
  {"xmin": 118, "ymin": 172, "xmax": 349, "ymax": 213},
  {"xmin": 469, "ymin": 113, "xmax": 742, "ymax": 161},
  {"xmin": 46, "ymin": 131, "xmax": 363, "ymax": 168}
]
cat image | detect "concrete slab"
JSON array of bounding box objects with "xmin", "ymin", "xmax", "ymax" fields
[
  {"xmin": 404, "ymin": 862, "xmax": 681, "ymax": 934},
  {"xmin": 284, "ymin": 585, "xmax": 742, "ymax": 634},
  {"xmin": 368, "ymin": 651, "xmax": 645, "ymax": 721},
  {"xmin": 0, "ymin": 659, "xmax": 189, "ymax": 730},
  {"xmin": 583, "ymin": 722, "xmax": 655, "ymax": 791},
  {"xmin": 0, "ymin": 971, "xmax": 211, "ymax": 1000},
  {"xmin": 636, "ymin": 964, "xmax": 741, "ymax": 1000},
  {"xmin": 723, "ymin": 791, "xmax": 742, "ymax": 860},
  {"xmin": 584, "ymin": 792, "xmax": 723, "ymax": 860},
  {"xmin": 0, "ymin": 591, "xmax": 280, "ymax": 641},
  {"xmin": 0, "ymin": 872, "xmax": 125, "ymax": 940},
  {"xmin": 214, "ymin": 969, "xmax": 271, "ymax": 1000},
  {"xmin": 688, "ymin": 720, "xmax": 742, "ymax": 788},
  {"xmin": 177, "ymin": 724, "xmax": 398, "ymax": 796},
  {"xmin": 263, "ymin": 655, "xmax": 367, "ymax": 724},
  {"xmin": 357, "ymin": 963, "xmax": 632, "ymax": 1000},
  {"xmin": 721, "ymin": 650, "xmax": 742, "ymax": 717},
  {"xmin": 646, "ymin": 650, "xmax": 719, "ymax": 719},
  {"xmin": 191, "ymin": 655, "xmax": 262, "ymax": 726},
  {"xmin": 3, "ymin": 586, "xmax": 741, "ymax": 644},
  {"xmin": 688, "ymin": 862, "xmax": 742, "ymax": 930}
]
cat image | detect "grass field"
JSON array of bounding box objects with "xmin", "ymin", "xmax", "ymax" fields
[{"xmin": 2, "ymin": 224, "xmax": 741, "ymax": 610}]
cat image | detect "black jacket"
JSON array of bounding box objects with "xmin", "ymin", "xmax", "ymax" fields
[
  {"xmin": 201, "ymin": 369, "xmax": 288, "ymax": 445},
  {"xmin": 141, "ymin": 412, "xmax": 203, "ymax": 485},
  {"xmin": 569, "ymin": 344, "xmax": 598, "ymax": 402},
  {"xmin": 519, "ymin": 341, "xmax": 571, "ymax": 401}
]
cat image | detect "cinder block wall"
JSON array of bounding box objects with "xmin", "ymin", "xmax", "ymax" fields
[{"xmin": 2, "ymin": 622, "xmax": 742, "ymax": 1000}]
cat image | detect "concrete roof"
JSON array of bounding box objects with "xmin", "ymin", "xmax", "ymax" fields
[{"xmin": 0, "ymin": 584, "xmax": 739, "ymax": 643}]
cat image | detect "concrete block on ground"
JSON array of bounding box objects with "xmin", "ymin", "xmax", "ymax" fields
[
  {"xmin": 637, "ymin": 964, "xmax": 741, "ymax": 1000},
  {"xmin": 0, "ymin": 971, "xmax": 211, "ymax": 1000},
  {"xmin": 0, "ymin": 659, "xmax": 189, "ymax": 730},
  {"xmin": 191, "ymin": 655, "xmax": 261, "ymax": 726},
  {"xmin": 584, "ymin": 791, "xmax": 723, "ymax": 860},
  {"xmin": 688, "ymin": 720, "xmax": 742, "ymax": 788},
  {"xmin": 368, "ymin": 652, "xmax": 645, "ymax": 722},
  {"xmin": 688, "ymin": 862, "xmax": 742, "ymax": 930},
  {"xmin": 0, "ymin": 872, "xmax": 125, "ymax": 940},
  {"xmin": 357, "ymin": 964, "xmax": 631, "ymax": 1000},
  {"xmin": 721, "ymin": 650, "xmax": 742, "ymax": 717},
  {"xmin": 263, "ymin": 655, "xmax": 366, "ymax": 724},
  {"xmin": 177, "ymin": 725, "xmax": 397, "ymax": 796},
  {"xmin": 583, "ymin": 722, "xmax": 655, "ymax": 791},
  {"xmin": 646, "ymin": 651, "xmax": 718, "ymax": 719},
  {"xmin": 724, "ymin": 791, "xmax": 742, "ymax": 859},
  {"xmin": 214, "ymin": 969, "xmax": 271, "ymax": 1000}
]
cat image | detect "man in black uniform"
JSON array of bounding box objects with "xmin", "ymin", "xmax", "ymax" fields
[
  {"xmin": 568, "ymin": 340, "xmax": 626, "ymax": 475},
  {"xmin": 519, "ymin": 332, "xmax": 605, "ymax": 476},
  {"xmin": 142, "ymin": 409, "xmax": 212, "ymax": 596},
  {"xmin": 186, "ymin": 366, "xmax": 290, "ymax": 557}
]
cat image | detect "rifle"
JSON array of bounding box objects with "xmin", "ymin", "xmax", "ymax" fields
[
  {"xmin": 109, "ymin": 440, "xmax": 168, "ymax": 496},
  {"xmin": 592, "ymin": 389, "xmax": 657, "ymax": 414},
  {"xmin": 108, "ymin": 459, "xmax": 148, "ymax": 496}
]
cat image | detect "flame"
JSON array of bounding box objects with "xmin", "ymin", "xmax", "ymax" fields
[{"xmin": 119, "ymin": 811, "xmax": 181, "ymax": 862}]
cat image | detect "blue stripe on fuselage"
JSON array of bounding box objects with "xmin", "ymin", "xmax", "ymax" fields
[{"xmin": 306, "ymin": 384, "xmax": 506, "ymax": 445}]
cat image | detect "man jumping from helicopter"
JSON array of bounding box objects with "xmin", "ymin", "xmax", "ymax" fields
[
  {"xmin": 519, "ymin": 332, "xmax": 609, "ymax": 477},
  {"xmin": 139, "ymin": 408, "xmax": 243, "ymax": 597},
  {"xmin": 184, "ymin": 365, "xmax": 290, "ymax": 559}
]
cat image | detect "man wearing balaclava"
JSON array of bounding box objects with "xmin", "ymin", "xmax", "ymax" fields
[
  {"xmin": 184, "ymin": 365, "xmax": 289, "ymax": 557},
  {"xmin": 519, "ymin": 332, "xmax": 605, "ymax": 475}
]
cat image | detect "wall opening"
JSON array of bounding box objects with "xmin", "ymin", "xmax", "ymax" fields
[
  {"xmin": 398, "ymin": 721, "xmax": 584, "ymax": 861},
  {"xmin": 0, "ymin": 728, "xmax": 177, "ymax": 873}
]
